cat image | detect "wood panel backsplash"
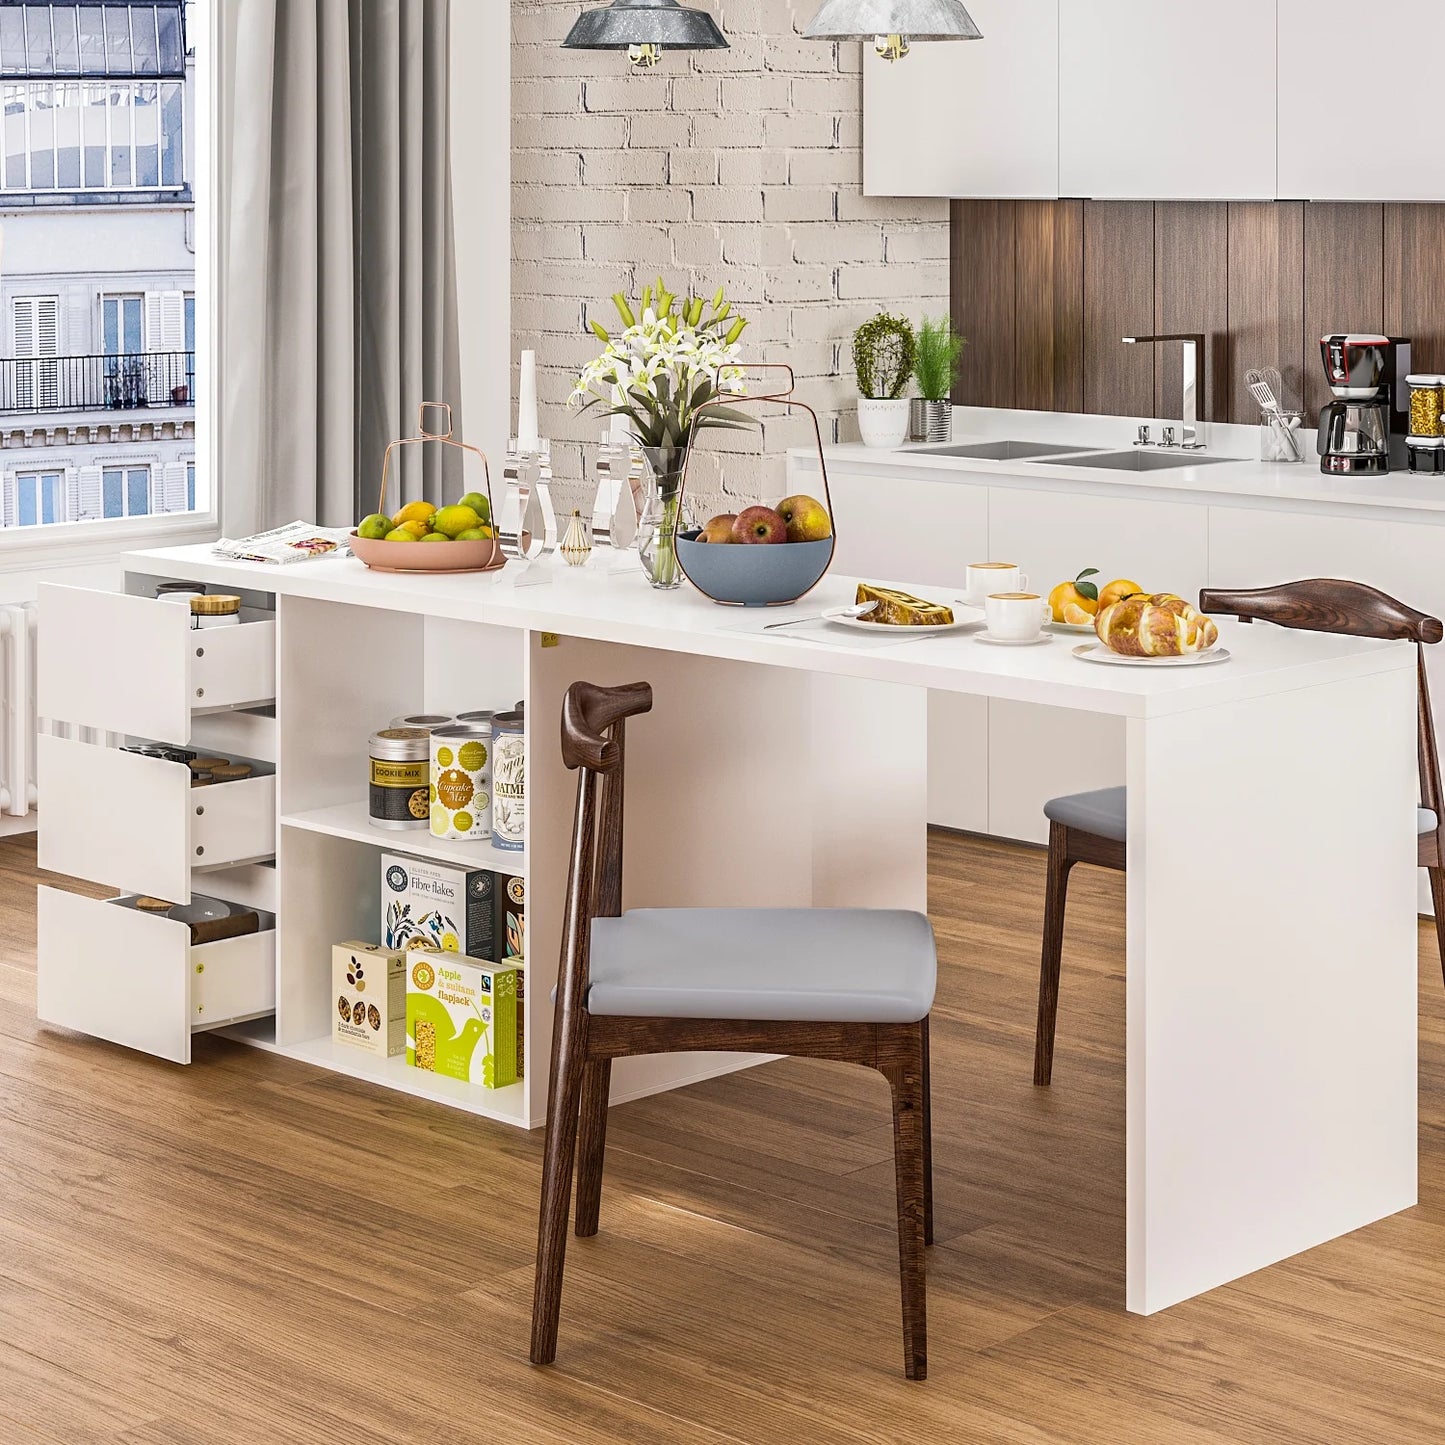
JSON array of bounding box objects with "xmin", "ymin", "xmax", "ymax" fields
[{"xmin": 950, "ymin": 201, "xmax": 1445, "ymax": 424}]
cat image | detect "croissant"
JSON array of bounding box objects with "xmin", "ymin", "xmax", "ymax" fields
[{"xmin": 1094, "ymin": 592, "xmax": 1219, "ymax": 657}]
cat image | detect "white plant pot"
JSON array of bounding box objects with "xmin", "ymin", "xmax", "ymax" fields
[{"xmin": 857, "ymin": 396, "xmax": 911, "ymax": 449}]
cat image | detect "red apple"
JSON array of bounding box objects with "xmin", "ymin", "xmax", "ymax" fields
[
  {"xmin": 732, "ymin": 505, "xmax": 787, "ymax": 544},
  {"xmin": 699, "ymin": 513, "xmax": 737, "ymax": 543}
]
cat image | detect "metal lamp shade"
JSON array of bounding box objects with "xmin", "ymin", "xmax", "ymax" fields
[
  {"xmin": 802, "ymin": 0, "xmax": 982, "ymax": 41},
  {"xmin": 564, "ymin": 0, "xmax": 728, "ymax": 51}
]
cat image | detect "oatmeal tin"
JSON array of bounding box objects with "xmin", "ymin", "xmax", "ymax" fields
[
  {"xmin": 369, "ymin": 727, "xmax": 431, "ymax": 829},
  {"xmin": 430, "ymin": 723, "xmax": 492, "ymax": 840},
  {"xmin": 491, "ymin": 710, "xmax": 525, "ymax": 852}
]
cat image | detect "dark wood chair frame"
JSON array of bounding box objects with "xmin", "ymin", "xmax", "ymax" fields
[
  {"xmin": 1033, "ymin": 578, "xmax": 1445, "ymax": 1087},
  {"xmin": 530, "ymin": 680, "xmax": 935, "ymax": 1379}
]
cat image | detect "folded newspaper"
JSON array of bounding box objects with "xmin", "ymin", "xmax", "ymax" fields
[{"xmin": 213, "ymin": 522, "xmax": 355, "ymax": 565}]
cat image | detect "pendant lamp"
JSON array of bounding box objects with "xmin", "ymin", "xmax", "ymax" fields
[
  {"xmin": 563, "ymin": 0, "xmax": 728, "ymax": 69},
  {"xmin": 802, "ymin": 0, "xmax": 982, "ymax": 61}
]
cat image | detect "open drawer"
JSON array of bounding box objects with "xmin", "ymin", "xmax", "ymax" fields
[
  {"xmin": 37, "ymin": 735, "xmax": 275, "ymax": 902},
  {"xmin": 38, "ymin": 584, "xmax": 275, "ymax": 744},
  {"xmin": 36, "ymin": 887, "xmax": 276, "ymax": 1064}
]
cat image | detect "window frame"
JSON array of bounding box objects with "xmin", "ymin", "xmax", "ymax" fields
[{"xmin": 0, "ymin": 0, "xmax": 212, "ymax": 569}]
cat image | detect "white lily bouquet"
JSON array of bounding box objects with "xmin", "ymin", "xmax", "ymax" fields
[{"xmin": 571, "ymin": 279, "xmax": 754, "ymax": 588}]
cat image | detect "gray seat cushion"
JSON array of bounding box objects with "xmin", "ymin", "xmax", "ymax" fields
[
  {"xmin": 587, "ymin": 908, "xmax": 936, "ymax": 1023},
  {"xmin": 1045, "ymin": 786, "xmax": 1438, "ymax": 842}
]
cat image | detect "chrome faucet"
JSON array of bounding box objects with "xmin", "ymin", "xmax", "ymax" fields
[{"xmin": 1121, "ymin": 334, "xmax": 1206, "ymax": 450}]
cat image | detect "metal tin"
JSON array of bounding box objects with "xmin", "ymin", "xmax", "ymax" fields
[
  {"xmin": 390, "ymin": 712, "xmax": 455, "ymax": 730},
  {"xmin": 491, "ymin": 710, "xmax": 525, "ymax": 852},
  {"xmin": 429, "ymin": 723, "xmax": 492, "ymax": 840},
  {"xmin": 455, "ymin": 709, "xmax": 496, "ymax": 727},
  {"xmin": 369, "ymin": 726, "xmax": 431, "ymax": 829}
]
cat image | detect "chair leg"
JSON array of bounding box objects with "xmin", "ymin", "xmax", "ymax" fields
[
  {"xmin": 882, "ymin": 1043, "xmax": 928, "ymax": 1382},
  {"xmin": 529, "ymin": 1039, "xmax": 588, "ymax": 1365},
  {"xmin": 574, "ymin": 1060, "xmax": 612, "ymax": 1238},
  {"xmin": 919, "ymin": 1015, "xmax": 934, "ymax": 1247},
  {"xmin": 1430, "ymin": 867, "xmax": 1445, "ymax": 990},
  {"xmin": 1034, "ymin": 821, "xmax": 1075, "ymax": 1087}
]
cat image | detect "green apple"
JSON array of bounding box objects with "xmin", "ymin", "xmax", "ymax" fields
[
  {"xmin": 356, "ymin": 513, "xmax": 392, "ymax": 540},
  {"xmin": 459, "ymin": 491, "xmax": 491, "ymax": 523}
]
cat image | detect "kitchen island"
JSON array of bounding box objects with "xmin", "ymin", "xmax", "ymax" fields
[{"xmin": 34, "ymin": 542, "xmax": 1418, "ymax": 1318}]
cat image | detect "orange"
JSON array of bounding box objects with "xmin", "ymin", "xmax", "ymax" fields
[
  {"xmin": 1048, "ymin": 568, "xmax": 1100, "ymax": 622},
  {"xmin": 1098, "ymin": 577, "xmax": 1144, "ymax": 611}
]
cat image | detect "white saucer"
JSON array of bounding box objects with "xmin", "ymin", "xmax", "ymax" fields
[
  {"xmin": 1072, "ymin": 643, "xmax": 1232, "ymax": 667},
  {"xmin": 976, "ymin": 633, "xmax": 1052, "ymax": 648}
]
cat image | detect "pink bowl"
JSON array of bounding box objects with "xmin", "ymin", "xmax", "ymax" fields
[{"xmin": 350, "ymin": 531, "xmax": 506, "ymax": 574}]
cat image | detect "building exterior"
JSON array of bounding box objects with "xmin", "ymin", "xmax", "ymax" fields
[{"xmin": 0, "ymin": 0, "xmax": 195, "ymax": 529}]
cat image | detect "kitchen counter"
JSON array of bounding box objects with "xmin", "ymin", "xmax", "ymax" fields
[{"xmin": 30, "ymin": 543, "xmax": 1420, "ymax": 1321}]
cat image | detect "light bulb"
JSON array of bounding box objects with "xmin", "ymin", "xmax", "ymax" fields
[
  {"xmin": 874, "ymin": 33, "xmax": 910, "ymax": 61},
  {"xmin": 628, "ymin": 42, "xmax": 663, "ymax": 67}
]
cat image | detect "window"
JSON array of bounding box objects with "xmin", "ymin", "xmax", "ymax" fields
[
  {"xmin": 101, "ymin": 464, "xmax": 150, "ymax": 520},
  {"xmin": 13, "ymin": 295, "xmax": 59, "ymax": 410},
  {"xmin": 186, "ymin": 460, "xmax": 194, "ymax": 511},
  {"xmin": 15, "ymin": 470, "xmax": 64, "ymax": 527},
  {"xmin": 103, "ymin": 294, "xmax": 144, "ymax": 355}
]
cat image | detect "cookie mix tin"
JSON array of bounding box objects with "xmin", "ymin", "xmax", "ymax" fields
[
  {"xmin": 369, "ymin": 727, "xmax": 431, "ymax": 830},
  {"xmin": 429, "ymin": 723, "xmax": 492, "ymax": 840},
  {"xmin": 491, "ymin": 710, "xmax": 525, "ymax": 852}
]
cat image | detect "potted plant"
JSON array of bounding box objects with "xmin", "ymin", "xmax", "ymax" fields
[
  {"xmin": 171, "ymin": 383, "xmax": 190, "ymax": 405},
  {"xmin": 912, "ymin": 315, "xmax": 966, "ymax": 442},
  {"xmin": 571, "ymin": 278, "xmax": 753, "ymax": 590},
  {"xmin": 852, "ymin": 312, "xmax": 915, "ymax": 448}
]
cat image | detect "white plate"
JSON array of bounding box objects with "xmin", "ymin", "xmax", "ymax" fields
[
  {"xmin": 1072, "ymin": 643, "xmax": 1232, "ymax": 667},
  {"xmin": 976, "ymin": 633, "xmax": 1052, "ymax": 648},
  {"xmin": 822, "ymin": 603, "xmax": 983, "ymax": 635},
  {"xmin": 1048, "ymin": 619, "xmax": 1096, "ymax": 634}
]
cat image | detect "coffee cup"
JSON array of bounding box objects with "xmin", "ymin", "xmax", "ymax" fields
[
  {"xmin": 965, "ymin": 562, "xmax": 1024, "ymax": 602},
  {"xmin": 985, "ymin": 591, "xmax": 1050, "ymax": 641}
]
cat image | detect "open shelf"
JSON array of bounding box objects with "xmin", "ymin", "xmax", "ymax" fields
[
  {"xmin": 281, "ymin": 800, "xmax": 526, "ymax": 873},
  {"xmin": 219, "ymin": 1016, "xmax": 530, "ymax": 1125}
]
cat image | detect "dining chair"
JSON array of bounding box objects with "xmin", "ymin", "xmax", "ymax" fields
[
  {"xmin": 531, "ymin": 680, "xmax": 937, "ymax": 1379},
  {"xmin": 1032, "ymin": 578, "xmax": 1445, "ymax": 1087}
]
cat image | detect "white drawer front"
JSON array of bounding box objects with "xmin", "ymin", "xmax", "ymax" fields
[
  {"xmin": 39, "ymin": 584, "xmax": 275, "ymax": 744},
  {"xmin": 37, "ymin": 736, "xmax": 275, "ymax": 901},
  {"xmin": 37, "ymin": 887, "xmax": 276, "ymax": 1064}
]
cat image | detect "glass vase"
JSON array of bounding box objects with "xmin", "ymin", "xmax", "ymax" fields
[{"xmin": 638, "ymin": 447, "xmax": 688, "ymax": 590}]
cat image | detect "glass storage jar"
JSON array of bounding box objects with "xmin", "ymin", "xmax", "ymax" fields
[
  {"xmin": 1407, "ymin": 435, "xmax": 1445, "ymax": 473},
  {"xmin": 1407, "ymin": 375, "xmax": 1444, "ymax": 437}
]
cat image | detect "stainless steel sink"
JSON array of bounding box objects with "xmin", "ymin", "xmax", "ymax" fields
[
  {"xmin": 1030, "ymin": 450, "xmax": 1237, "ymax": 471},
  {"xmin": 909, "ymin": 439, "xmax": 1097, "ymax": 461}
]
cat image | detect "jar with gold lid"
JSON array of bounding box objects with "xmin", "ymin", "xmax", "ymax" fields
[{"xmin": 189, "ymin": 593, "xmax": 242, "ymax": 629}]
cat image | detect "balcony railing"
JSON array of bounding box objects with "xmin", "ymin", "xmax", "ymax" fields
[{"xmin": 0, "ymin": 351, "xmax": 195, "ymax": 415}]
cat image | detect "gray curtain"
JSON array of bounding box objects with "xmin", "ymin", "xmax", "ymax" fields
[{"xmin": 219, "ymin": 0, "xmax": 461, "ymax": 534}]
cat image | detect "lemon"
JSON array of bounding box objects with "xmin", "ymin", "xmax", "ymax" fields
[
  {"xmin": 384, "ymin": 527, "xmax": 418, "ymax": 542},
  {"xmin": 460, "ymin": 491, "xmax": 490, "ymax": 522},
  {"xmin": 357, "ymin": 513, "xmax": 391, "ymax": 540},
  {"xmin": 433, "ymin": 504, "xmax": 482, "ymax": 538},
  {"xmin": 455, "ymin": 526, "xmax": 495, "ymax": 542},
  {"xmin": 419, "ymin": 532, "xmax": 449, "ymax": 542},
  {"xmin": 394, "ymin": 500, "xmax": 438, "ymax": 527}
]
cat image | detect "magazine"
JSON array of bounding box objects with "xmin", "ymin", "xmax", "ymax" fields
[{"xmin": 212, "ymin": 521, "xmax": 354, "ymax": 565}]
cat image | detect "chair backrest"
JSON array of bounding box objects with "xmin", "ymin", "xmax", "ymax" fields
[
  {"xmin": 557, "ymin": 680, "xmax": 653, "ymax": 1017},
  {"xmin": 1199, "ymin": 579, "xmax": 1445, "ymax": 819}
]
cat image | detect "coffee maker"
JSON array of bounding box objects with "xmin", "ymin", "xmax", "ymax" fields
[{"xmin": 1317, "ymin": 333, "xmax": 1412, "ymax": 475}]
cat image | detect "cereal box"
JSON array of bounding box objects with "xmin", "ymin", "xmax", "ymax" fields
[
  {"xmin": 332, "ymin": 941, "xmax": 406, "ymax": 1058},
  {"xmin": 381, "ymin": 853, "xmax": 494, "ymax": 960},
  {"xmin": 495, "ymin": 872, "xmax": 526, "ymax": 1079},
  {"xmin": 405, "ymin": 951, "xmax": 520, "ymax": 1088}
]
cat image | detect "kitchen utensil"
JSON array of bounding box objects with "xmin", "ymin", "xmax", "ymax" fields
[
  {"xmin": 349, "ymin": 403, "xmax": 505, "ymax": 575},
  {"xmin": 765, "ymin": 601, "xmax": 876, "ymax": 629},
  {"xmin": 675, "ymin": 363, "xmax": 836, "ymax": 607},
  {"xmin": 1071, "ymin": 642, "xmax": 1230, "ymax": 667}
]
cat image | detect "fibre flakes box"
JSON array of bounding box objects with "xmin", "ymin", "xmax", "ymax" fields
[
  {"xmin": 405, "ymin": 950, "xmax": 520, "ymax": 1088},
  {"xmin": 332, "ymin": 941, "xmax": 406, "ymax": 1058},
  {"xmin": 381, "ymin": 853, "xmax": 494, "ymax": 960}
]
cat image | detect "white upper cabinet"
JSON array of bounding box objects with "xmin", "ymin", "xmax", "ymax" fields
[
  {"xmin": 1058, "ymin": 0, "xmax": 1277, "ymax": 200},
  {"xmin": 1278, "ymin": 0, "xmax": 1445, "ymax": 200},
  {"xmin": 863, "ymin": 0, "xmax": 1059, "ymax": 199}
]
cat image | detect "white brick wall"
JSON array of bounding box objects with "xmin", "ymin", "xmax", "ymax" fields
[{"xmin": 511, "ymin": 0, "xmax": 949, "ymax": 516}]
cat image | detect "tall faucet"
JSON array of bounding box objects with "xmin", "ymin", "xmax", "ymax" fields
[{"xmin": 1121, "ymin": 334, "xmax": 1206, "ymax": 449}]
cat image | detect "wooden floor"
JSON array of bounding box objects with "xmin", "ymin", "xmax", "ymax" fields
[{"xmin": 6, "ymin": 831, "xmax": 1445, "ymax": 1443}]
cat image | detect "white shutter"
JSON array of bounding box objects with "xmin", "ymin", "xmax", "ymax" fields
[
  {"xmin": 1, "ymin": 476, "xmax": 15, "ymax": 529},
  {"xmin": 76, "ymin": 466, "xmax": 103, "ymax": 522},
  {"xmin": 157, "ymin": 461, "xmax": 188, "ymax": 514},
  {"xmin": 13, "ymin": 299, "xmax": 33, "ymax": 358},
  {"xmin": 64, "ymin": 467, "xmax": 79, "ymax": 523},
  {"xmin": 14, "ymin": 298, "xmax": 59, "ymax": 409},
  {"xmin": 144, "ymin": 290, "xmax": 185, "ymax": 351}
]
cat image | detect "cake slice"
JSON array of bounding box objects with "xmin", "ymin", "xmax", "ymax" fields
[{"xmin": 855, "ymin": 582, "xmax": 954, "ymax": 627}]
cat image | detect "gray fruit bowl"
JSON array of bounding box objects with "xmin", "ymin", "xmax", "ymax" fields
[{"xmin": 676, "ymin": 532, "xmax": 834, "ymax": 607}]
